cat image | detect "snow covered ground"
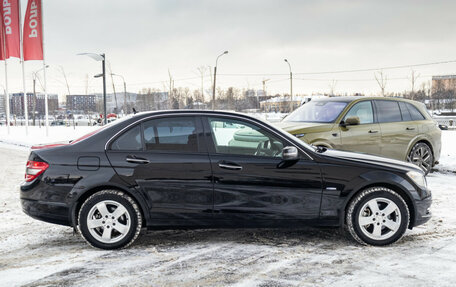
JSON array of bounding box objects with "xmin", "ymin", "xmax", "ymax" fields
[{"xmin": 0, "ymin": 126, "xmax": 456, "ymax": 286}]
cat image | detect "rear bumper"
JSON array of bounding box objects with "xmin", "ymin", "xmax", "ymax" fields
[
  {"xmin": 21, "ymin": 198, "xmax": 71, "ymax": 226},
  {"xmin": 413, "ymin": 195, "xmax": 432, "ymax": 227}
]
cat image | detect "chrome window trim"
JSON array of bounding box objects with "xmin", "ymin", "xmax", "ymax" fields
[{"xmin": 104, "ymin": 112, "xmax": 314, "ymax": 160}]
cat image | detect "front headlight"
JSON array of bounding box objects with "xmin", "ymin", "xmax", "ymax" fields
[{"xmin": 407, "ymin": 170, "xmax": 427, "ymax": 189}]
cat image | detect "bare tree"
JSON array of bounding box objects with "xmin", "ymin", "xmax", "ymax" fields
[{"xmin": 375, "ymin": 70, "xmax": 387, "ymax": 96}]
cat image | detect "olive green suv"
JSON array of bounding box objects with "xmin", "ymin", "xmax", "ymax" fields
[{"xmin": 275, "ymin": 96, "xmax": 441, "ymax": 174}]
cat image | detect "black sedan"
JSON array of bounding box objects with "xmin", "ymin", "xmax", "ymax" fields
[{"xmin": 20, "ymin": 111, "xmax": 432, "ymax": 249}]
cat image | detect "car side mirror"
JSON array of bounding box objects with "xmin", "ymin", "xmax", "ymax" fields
[
  {"xmin": 282, "ymin": 146, "xmax": 299, "ymax": 161},
  {"xmin": 341, "ymin": 116, "xmax": 360, "ymax": 127}
]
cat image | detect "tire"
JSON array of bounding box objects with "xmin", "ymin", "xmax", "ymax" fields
[
  {"xmin": 346, "ymin": 187, "xmax": 410, "ymax": 246},
  {"xmin": 408, "ymin": 142, "xmax": 433, "ymax": 175},
  {"xmin": 78, "ymin": 190, "xmax": 142, "ymax": 249}
]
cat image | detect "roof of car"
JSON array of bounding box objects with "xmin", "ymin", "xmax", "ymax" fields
[{"xmin": 311, "ymin": 96, "xmax": 419, "ymax": 103}]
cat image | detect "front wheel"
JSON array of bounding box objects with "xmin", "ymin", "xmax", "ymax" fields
[
  {"xmin": 346, "ymin": 187, "xmax": 410, "ymax": 246},
  {"xmin": 78, "ymin": 190, "xmax": 142, "ymax": 249}
]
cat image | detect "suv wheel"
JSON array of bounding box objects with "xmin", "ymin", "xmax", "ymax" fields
[
  {"xmin": 78, "ymin": 190, "xmax": 142, "ymax": 249},
  {"xmin": 346, "ymin": 187, "xmax": 409, "ymax": 246},
  {"xmin": 408, "ymin": 142, "xmax": 433, "ymax": 175}
]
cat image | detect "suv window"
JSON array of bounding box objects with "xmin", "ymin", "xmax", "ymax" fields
[
  {"xmin": 111, "ymin": 125, "xmax": 142, "ymax": 151},
  {"xmin": 343, "ymin": 101, "xmax": 374, "ymax": 124},
  {"xmin": 143, "ymin": 117, "xmax": 198, "ymax": 152},
  {"xmin": 208, "ymin": 117, "xmax": 285, "ymax": 158},
  {"xmin": 398, "ymin": 102, "xmax": 412, "ymax": 121},
  {"xmin": 375, "ymin": 100, "xmax": 402, "ymax": 123},
  {"xmin": 406, "ymin": 103, "xmax": 425, "ymax": 121}
]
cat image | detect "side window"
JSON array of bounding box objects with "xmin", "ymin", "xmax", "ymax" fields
[
  {"xmin": 375, "ymin": 101, "xmax": 402, "ymax": 123},
  {"xmin": 208, "ymin": 117, "xmax": 285, "ymax": 158},
  {"xmin": 406, "ymin": 103, "xmax": 425, "ymax": 121},
  {"xmin": 111, "ymin": 125, "xmax": 142, "ymax": 151},
  {"xmin": 343, "ymin": 101, "xmax": 374, "ymax": 124},
  {"xmin": 142, "ymin": 117, "xmax": 198, "ymax": 152},
  {"xmin": 399, "ymin": 102, "xmax": 412, "ymax": 121}
]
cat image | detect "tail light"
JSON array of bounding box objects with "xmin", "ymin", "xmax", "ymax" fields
[{"xmin": 25, "ymin": 161, "xmax": 49, "ymax": 182}]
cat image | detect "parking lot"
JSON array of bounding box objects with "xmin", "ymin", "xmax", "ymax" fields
[{"xmin": 0, "ymin": 131, "xmax": 455, "ymax": 286}]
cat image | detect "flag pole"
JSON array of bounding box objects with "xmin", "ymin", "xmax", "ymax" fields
[
  {"xmin": 18, "ymin": 0, "xmax": 28, "ymax": 135},
  {"xmin": 41, "ymin": 0, "xmax": 48, "ymax": 136},
  {"xmin": 3, "ymin": 40, "xmax": 10, "ymax": 135}
]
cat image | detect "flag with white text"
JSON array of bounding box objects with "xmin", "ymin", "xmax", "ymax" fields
[{"xmin": 23, "ymin": 0, "xmax": 42, "ymax": 60}]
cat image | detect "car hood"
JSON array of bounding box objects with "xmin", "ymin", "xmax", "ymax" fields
[
  {"xmin": 274, "ymin": 121, "xmax": 335, "ymax": 134},
  {"xmin": 320, "ymin": 149, "xmax": 423, "ymax": 173}
]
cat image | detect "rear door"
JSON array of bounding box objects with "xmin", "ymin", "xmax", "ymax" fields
[
  {"xmin": 203, "ymin": 115, "xmax": 322, "ymax": 224},
  {"xmin": 374, "ymin": 100, "xmax": 417, "ymax": 161},
  {"xmin": 339, "ymin": 100, "xmax": 382, "ymax": 156},
  {"xmin": 105, "ymin": 115, "xmax": 213, "ymax": 225}
]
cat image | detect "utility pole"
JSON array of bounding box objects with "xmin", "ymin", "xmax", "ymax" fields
[
  {"xmin": 111, "ymin": 73, "xmax": 128, "ymax": 113},
  {"xmin": 212, "ymin": 51, "xmax": 228, "ymax": 110}
]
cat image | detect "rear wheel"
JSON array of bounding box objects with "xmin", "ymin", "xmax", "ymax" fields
[
  {"xmin": 346, "ymin": 187, "xmax": 409, "ymax": 246},
  {"xmin": 408, "ymin": 142, "xmax": 433, "ymax": 175},
  {"xmin": 78, "ymin": 190, "xmax": 142, "ymax": 249}
]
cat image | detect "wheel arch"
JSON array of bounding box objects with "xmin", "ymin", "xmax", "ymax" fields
[
  {"xmin": 70, "ymin": 183, "xmax": 149, "ymax": 229},
  {"xmin": 406, "ymin": 138, "xmax": 434, "ymax": 161}
]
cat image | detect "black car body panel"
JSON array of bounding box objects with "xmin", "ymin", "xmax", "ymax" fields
[{"xmin": 20, "ymin": 110, "xmax": 432, "ymax": 232}]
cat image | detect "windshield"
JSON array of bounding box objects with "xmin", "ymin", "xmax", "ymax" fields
[{"xmin": 283, "ymin": 100, "xmax": 348, "ymax": 123}]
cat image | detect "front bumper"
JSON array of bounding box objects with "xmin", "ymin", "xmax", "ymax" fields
[
  {"xmin": 21, "ymin": 198, "xmax": 71, "ymax": 226},
  {"xmin": 413, "ymin": 194, "xmax": 432, "ymax": 227}
]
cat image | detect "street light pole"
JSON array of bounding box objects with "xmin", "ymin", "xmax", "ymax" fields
[
  {"xmin": 212, "ymin": 51, "xmax": 228, "ymax": 110},
  {"xmin": 102, "ymin": 54, "xmax": 107, "ymax": 124},
  {"xmin": 284, "ymin": 59, "xmax": 293, "ymax": 112},
  {"xmin": 78, "ymin": 53, "xmax": 107, "ymax": 125}
]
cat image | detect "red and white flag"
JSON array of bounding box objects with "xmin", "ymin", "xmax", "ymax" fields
[
  {"xmin": 23, "ymin": 0, "xmax": 43, "ymax": 61},
  {"xmin": 0, "ymin": 0, "xmax": 21, "ymax": 59}
]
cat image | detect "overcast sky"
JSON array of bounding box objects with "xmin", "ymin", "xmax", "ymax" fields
[{"xmin": 4, "ymin": 0, "xmax": 456, "ymax": 100}]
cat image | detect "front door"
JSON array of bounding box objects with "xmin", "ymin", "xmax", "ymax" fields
[
  {"xmin": 105, "ymin": 115, "xmax": 213, "ymax": 225},
  {"xmin": 203, "ymin": 116, "xmax": 322, "ymax": 225}
]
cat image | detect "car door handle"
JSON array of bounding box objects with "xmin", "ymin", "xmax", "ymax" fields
[
  {"xmin": 368, "ymin": 130, "xmax": 378, "ymax": 133},
  {"xmin": 218, "ymin": 161, "xmax": 243, "ymax": 170},
  {"xmin": 126, "ymin": 156, "xmax": 150, "ymax": 164},
  {"xmin": 406, "ymin": 127, "xmax": 415, "ymax": 130}
]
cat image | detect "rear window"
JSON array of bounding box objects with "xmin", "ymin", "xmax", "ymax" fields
[
  {"xmin": 398, "ymin": 102, "xmax": 412, "ymax": 121},
  {"xmin": 375, "ymin": 101, "xmax": 402, "ymax": 123},
  {"xmin": 406, "ymin": 103, "xmax": 425, "ymax": 121}
]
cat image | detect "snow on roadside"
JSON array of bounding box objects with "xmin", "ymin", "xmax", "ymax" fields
[{"xmin": 437, "ymin": 131, "xmax": 456, "ymax": 173}]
